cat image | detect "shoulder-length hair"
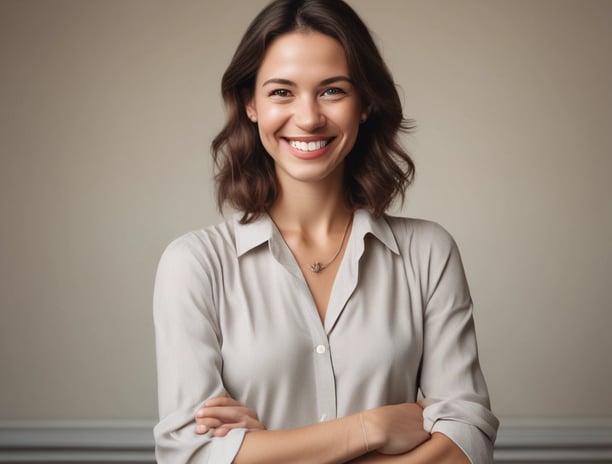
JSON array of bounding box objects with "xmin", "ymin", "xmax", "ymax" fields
[{"xmin": 212, "ymin": 0, "xmax": 415, "ymax": 223}]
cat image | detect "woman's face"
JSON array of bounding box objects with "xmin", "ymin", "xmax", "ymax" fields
[{"xmin": 246, "ymin": 31, "xmax": 365, "ymax": 188}]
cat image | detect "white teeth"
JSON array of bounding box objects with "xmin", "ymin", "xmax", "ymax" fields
[{"xmin": 289, "ymin": 139, "xmax": 329, "ymax": 152}]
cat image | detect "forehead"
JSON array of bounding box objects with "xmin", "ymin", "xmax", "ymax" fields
[{"xmin": 256, "ymin": 31, "xmax": 350, "ymax": 83}]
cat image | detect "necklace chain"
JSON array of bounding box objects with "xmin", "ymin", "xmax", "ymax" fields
[{"xmin": 308, "ymin": 216, "xmax": 352, "ymax": 273}]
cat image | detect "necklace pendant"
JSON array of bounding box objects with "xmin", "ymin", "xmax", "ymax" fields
[{"xmin": 310, "ymin": 261, "xmax": 323, "ymax": 273}]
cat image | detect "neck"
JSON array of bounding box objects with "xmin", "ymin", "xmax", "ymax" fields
[{"xmin": 268, "ymin": 173, "xmax": 351, "ymax": 237}]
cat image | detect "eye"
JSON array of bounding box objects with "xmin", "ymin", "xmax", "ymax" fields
[
  {"xmin": 269, "ymin": 89, "xmax": 292, "ymax": 98},
  {"xmin": 322, "ymin": 87, "xmax": 346, "ymax": 97}
]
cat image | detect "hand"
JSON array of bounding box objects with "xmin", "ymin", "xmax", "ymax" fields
[
  {"xmin": 362, "ymin": 403, "xmax": 430, "ymax": 455},
  {"xmin": 195, "ymin": 395, "xmax": 266, "ymax": 437}
]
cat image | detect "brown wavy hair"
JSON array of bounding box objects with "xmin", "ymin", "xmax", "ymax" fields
[{"xmin": 212, "ymin": 0, "xmax": 415, "ymax": 223}]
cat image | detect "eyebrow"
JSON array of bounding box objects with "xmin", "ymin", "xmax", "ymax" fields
[{"xmin": 261, "ymin": 76, "xmax": 354, "ymax": 87}]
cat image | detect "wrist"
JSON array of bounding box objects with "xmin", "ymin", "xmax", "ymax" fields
[
  {"xmin": 359, "ymin": 410, "xmax": 386, "ymax": 451},
  {"xmin": 343, "ymin": 414, "xmax": 375, "ymax": 459}
]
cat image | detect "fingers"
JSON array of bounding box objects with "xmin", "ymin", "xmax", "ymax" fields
[
  {"xmin": 196, "ymin": 404, "xmax": 260, "ymax": 423},
  {"xmin": 364, "ymin": 402, "xmax": 431, "ymax": 455},
  {"xmin": 195, "ymin": 422, "xmax": 237, "ymax": 436},
  {"xmin": 197, "ymin": 423, "xmax": 251, "ymax": 437},
  {"xmin": 194, "ymin": 395, "xmax": 266, "ymax": 435},
  {"xmin": 211, "ymin": 422, "xmax": 247, "ymax": 437},
  {"xmin": 195, "ymin": 416, "xmax": 265, "ymax": 435},
  {"xmin": 195, "ymin": 416, "xmax": 225, "ymax": 435},
  {"xmin": 195, "ymin": 414, "xmax": 262, "ymax": 429}
]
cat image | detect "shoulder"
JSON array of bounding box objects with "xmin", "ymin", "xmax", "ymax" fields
[
  {"xmin": 153, "ymin": 219, "xmax": 239, "ymax": 313},
  {"xmin": 384, "ymin": 214, "xmax": 457, "ymax": 254},
  {"xmin": 383, "ymin": 215, "xmax": 468, "ymax": 296},
  {"xmin": 157, "ymin": 218, "xmax": 237, "ymax": 275}
]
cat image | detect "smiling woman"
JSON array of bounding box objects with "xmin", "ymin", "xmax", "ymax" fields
[
  {"xmin": 211, "ymin": 0, "xmax": 415, "ymax": 223},
  {"xmin": 246, "ymin": 32, "xmax": 364, "ymax": 186},
  {"xmin": 153, "ymin": 1, "xmax": 498, "ymax": 463}
]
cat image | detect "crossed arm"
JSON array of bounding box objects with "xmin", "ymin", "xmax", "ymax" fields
[
  {"xmin": 154, "ymin": 226, "xmax": 496, "ymax": 463},
  {"xmin": 194, "ymin": 395, "xmax": 470, "ymax": 464}
]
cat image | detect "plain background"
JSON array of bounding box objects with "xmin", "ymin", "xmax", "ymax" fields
[{"xmin": 1, "ymin": 0, "xmax": 611, "ymax": 422}]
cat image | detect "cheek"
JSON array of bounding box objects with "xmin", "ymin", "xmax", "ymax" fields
[
  {"xmin": 256, "ymin": 109, "xmax": 284, "ymax": 154},
  {"xmin": 256, "ymin": 104, "xmax": 287, "ymax": 133},
  {"xmin": 329, "ymin": 104, "xmax": 361, "ymax": 132}
]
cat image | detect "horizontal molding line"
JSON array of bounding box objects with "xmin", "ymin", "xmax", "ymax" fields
[
  {"xmin": 0, "ymin": 419, "xmax": 155, "ymax": 463},
  {"xmin": 0, "ymin": 417, "xmax": 611, "ymax": 462},
  {"xmin": 495, "ymin": 417, "xmax": 612, "ymax": 462}
]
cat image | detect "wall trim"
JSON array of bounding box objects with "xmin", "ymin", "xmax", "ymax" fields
[
  {"xmin": 0, "ymin": 419, "xmax": 155, "ymax": 463},
  {"xmin": 0, "ymin": 417, "xmax": 611, "ymax": 463},
  {"xmin": 495, "ymin": 417, "xmax": 612, "ymax": 463}
]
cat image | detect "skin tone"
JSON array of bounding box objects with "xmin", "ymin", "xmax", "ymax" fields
[
  {"xmin": 194, "ymin": 31, "xmax": 470, "ymax": 464},
  {"xmin": 246, "ymin": 30, "xmax": 363, "ymax": 323}
]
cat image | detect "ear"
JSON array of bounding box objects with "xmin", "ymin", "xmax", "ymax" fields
[
  {"xmin": 245, "ymin": 100, "xmax": 257, "ymax": 123},
  {"xmin": 360, "ymin": 104, "xmax": 371, "ymax": 123}
]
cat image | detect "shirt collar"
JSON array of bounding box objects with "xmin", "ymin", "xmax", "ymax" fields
[
  {"xmin": 352, "ymin": 209, "xmax": 400, "ymax": 255},
  {"xmin": 234, "ymin": 212, "xmax": 273, "ymax": 257},
  {"xmin": 234, "ymin": 209, "xmax": 400, "ymax": 257}
]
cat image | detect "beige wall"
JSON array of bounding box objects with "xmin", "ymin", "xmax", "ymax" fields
[{"xmin": 1, "ymin": 0, "xmax": 610, "ymax": 420}]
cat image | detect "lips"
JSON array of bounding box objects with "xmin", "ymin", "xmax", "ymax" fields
[{"xmin": 281, "ymin": 137, "xmax": 335, "ymax": 160}]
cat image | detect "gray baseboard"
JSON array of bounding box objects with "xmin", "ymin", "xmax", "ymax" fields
[
  {"xmin": 494, "ymin": 417, "xmax": 612, "ymax": 463},
  {"xmin": 0, "ymin": 417, "xmax": 611, "ymax": 463},
  {"xmin": 0, "ymin": 419, "xmax": 154, "ymax": 463}
]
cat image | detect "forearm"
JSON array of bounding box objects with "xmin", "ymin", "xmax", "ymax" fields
[
  {"xmin": 233, "ymin": 413, "xmax": 372, "ymax": 464},
  {"xmin": 410, "ymin": 433, "xmax": 470, "ymax": 463},
  {"xmin": 202, "ymin": 399, "xmax": 430, "ymax": 463},
  {"xmin": 347, "ymin": 433, "xmax": 469, "ymax": 464}
]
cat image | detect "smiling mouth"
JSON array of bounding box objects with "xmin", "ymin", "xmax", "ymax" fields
[{"xmin": 286, "ymin": 138, "xmax": 333, "ymax": 152}]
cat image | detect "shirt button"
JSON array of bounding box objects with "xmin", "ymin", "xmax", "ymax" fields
[{"xmin": 315, "ymin": 345, "xmax": 326, "ymax": 354}]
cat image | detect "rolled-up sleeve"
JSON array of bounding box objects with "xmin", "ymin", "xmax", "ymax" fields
[
  {"xmin": 418, "ymin": 225, "xmax": 499, "ymax": 464},
  {"xmin": 153, "ymin": 236, "xmax": 246, "ymax": 463}
]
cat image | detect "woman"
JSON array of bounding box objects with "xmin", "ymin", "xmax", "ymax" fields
[{"xmin": 153, "ymin": 0, "xmax": 499, "ymax": 463}]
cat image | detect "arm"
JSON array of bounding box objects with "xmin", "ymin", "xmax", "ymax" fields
[
  {"xmin": 197, "ymin": 396, "xmax": 468, "ymax": 464},
  {"xmin": 233, "ymin": 414, "xmax": 368, "ymax": 464},
  {"xmin": 348, "ymin": 433, "xmax": 469, "ymax": 464},
  {"xmin": 198, "ymin": 399, "xmax": 430, "ymax": 464},
  {"xmin": 211, "ymin": 224, "xmax": 496, "ymax": 464},
  {"xmin": 154, "ymin": 238, "xmax": 429, "ymax": 464},
  {"xmin": 154, "ymin": 238, "xmax": 248, "ymax": 463},
  {"xmin": 414, "ymin": 224, "xmax": 499, "ymax": 463}
]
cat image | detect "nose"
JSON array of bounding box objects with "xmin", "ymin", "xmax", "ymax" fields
[{"xmin": 293, "ymin": 96, "xmax": 325, "ymax": 131}]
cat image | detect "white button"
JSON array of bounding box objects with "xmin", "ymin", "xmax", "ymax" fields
[
  {"xmin": 315, "ymin": 345, "xmax": 326, "ymax": 354},
  {"xmin": 319, "ymin": 414, "xmax": 327, "ymax": 422}
]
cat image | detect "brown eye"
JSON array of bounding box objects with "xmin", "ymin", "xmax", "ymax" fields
[{"xmin": 270, "ymin": 89, "xmax": 291, "ymax": 97}]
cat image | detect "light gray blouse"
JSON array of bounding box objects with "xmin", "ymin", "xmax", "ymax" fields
[{"xmin": 153, "ymin": 210, "xmax": 499, "ymax": 463}]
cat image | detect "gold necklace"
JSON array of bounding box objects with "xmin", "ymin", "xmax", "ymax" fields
[{"xmin": 308, "ymin": 216, "xmax": 352, "ymax": 273}]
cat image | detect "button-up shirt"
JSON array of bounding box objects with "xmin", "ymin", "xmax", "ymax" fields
[{"xmin": 153, "ymin": 210, "xmax": 499, "ymax": 463}]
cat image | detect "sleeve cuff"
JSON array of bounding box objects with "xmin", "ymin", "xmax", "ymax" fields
[
  {"xmin": 428, "ymin": 419, "xmax": 494, "ymax": 464},
  {"xmin": 208, "ymin": 428, "xmax": 247, "ymax": 463},
  {"xmin": 154, "ymin": 413, "xmax": 248, "ymax": 464}
]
